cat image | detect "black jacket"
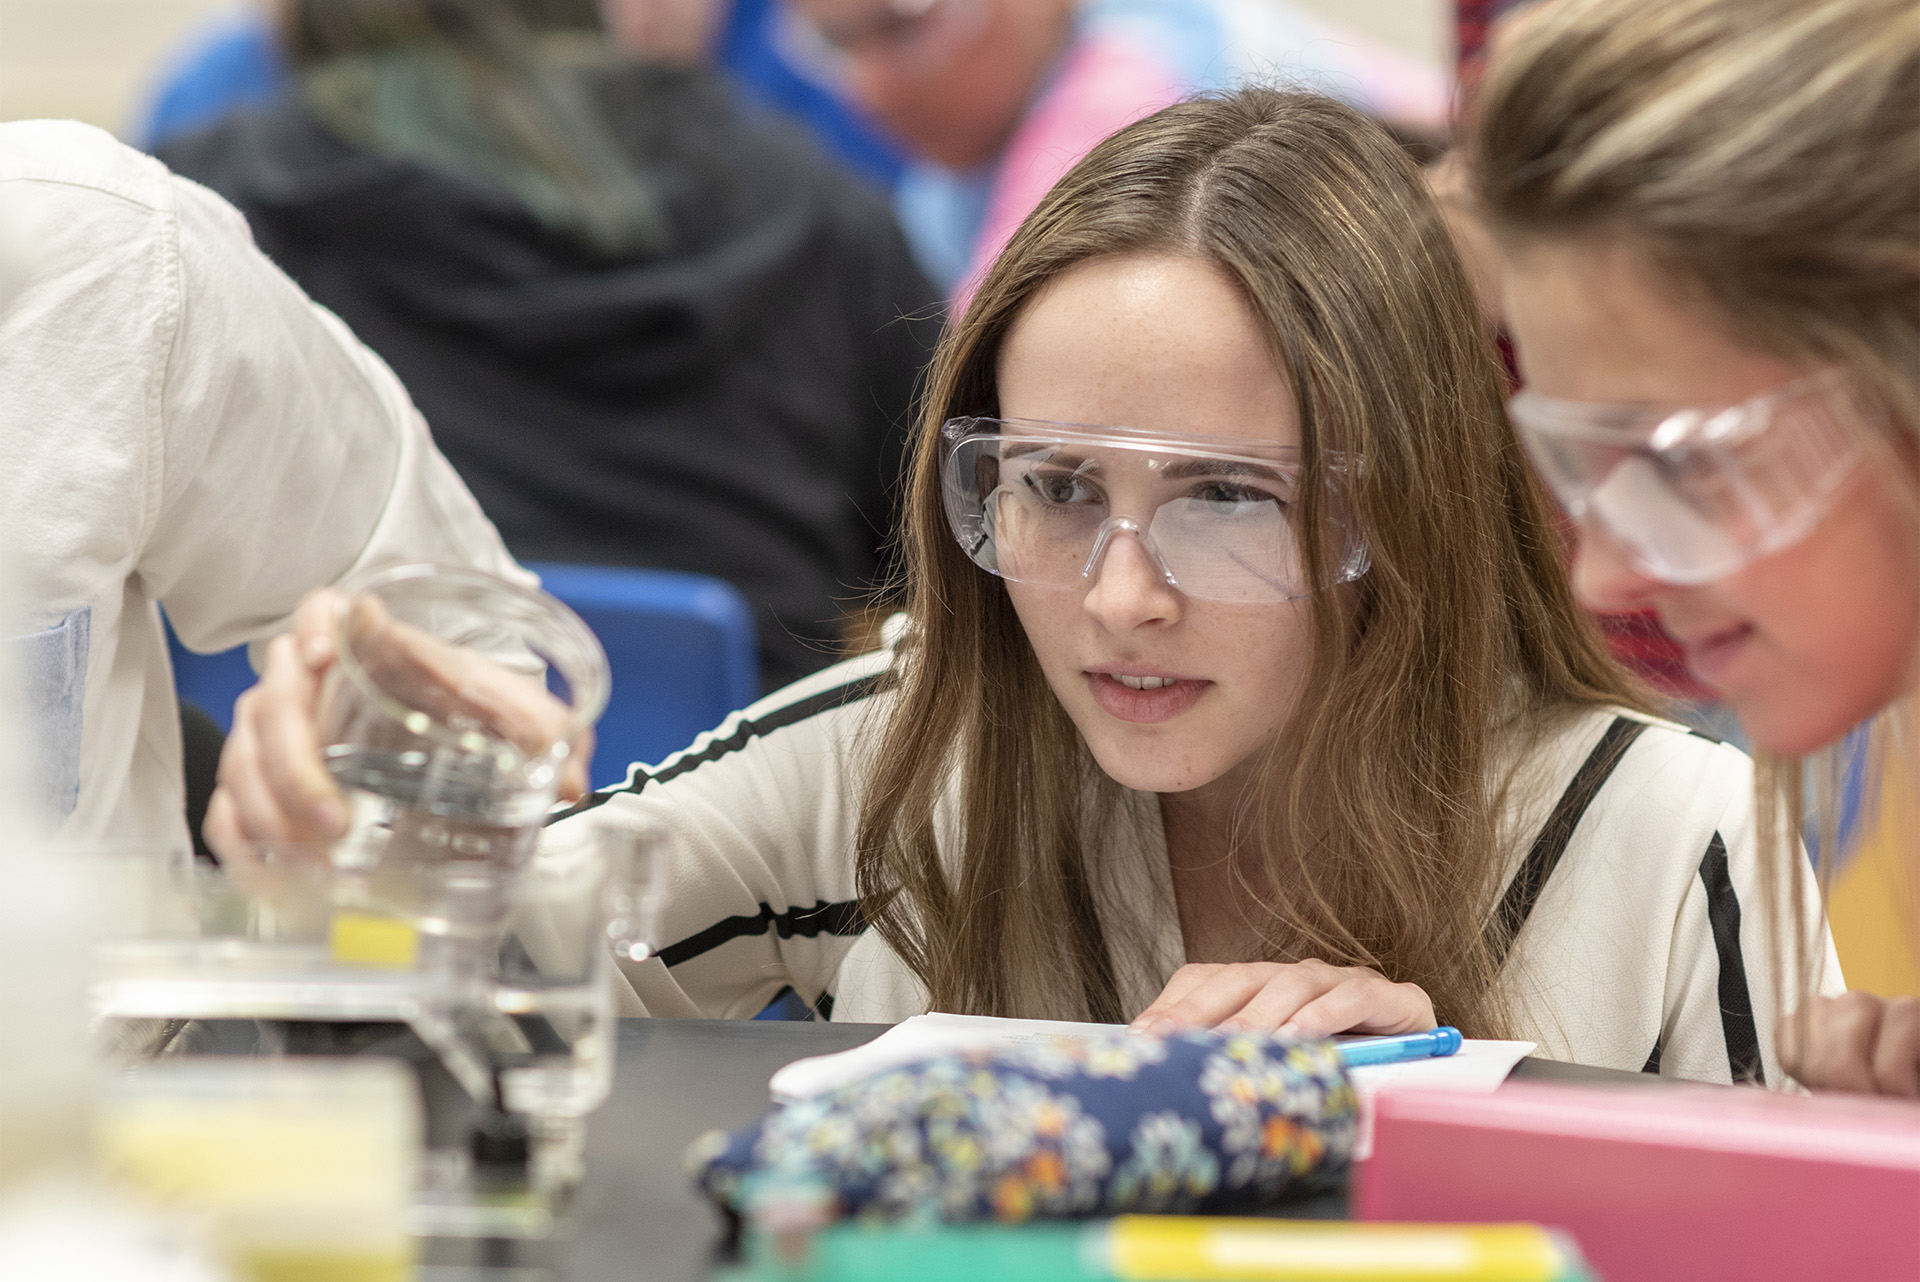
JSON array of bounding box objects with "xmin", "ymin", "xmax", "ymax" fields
[{"xmin": 162, "ymin": 63, "xmax": 940, "ymax": 691}]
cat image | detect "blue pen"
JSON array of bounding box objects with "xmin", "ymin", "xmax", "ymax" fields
[{"xmin": 1335, "ymin": 1026, "xmax": 1463, "ymax": 1067}]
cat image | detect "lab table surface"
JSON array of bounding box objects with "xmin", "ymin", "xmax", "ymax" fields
[{"xmin": 539, "ymin": 1018, "xmax": 1664, "ymax": 1282}]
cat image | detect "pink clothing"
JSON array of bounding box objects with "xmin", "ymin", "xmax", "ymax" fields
[
  {"xmin": 950, "ymin": 2, "xmax": 1449, "ymax": 311},
  {"xmin": 962, "ymin": 36, "xmax": 1185, "ymax": 305}
]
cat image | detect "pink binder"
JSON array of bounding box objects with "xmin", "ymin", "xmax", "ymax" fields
[{"xmin": 1354, "ymin": 1081, "xmax": 1920, "ymax": 1281}]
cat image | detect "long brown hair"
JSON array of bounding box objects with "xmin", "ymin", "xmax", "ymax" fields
[
  {"xmin": 1470, "ymin": 0, "xmax": 1920, "ymax": 1015},
  {"xmin": 855, "ymin": 88, "xmax": 1648, "ymax": 1034}
]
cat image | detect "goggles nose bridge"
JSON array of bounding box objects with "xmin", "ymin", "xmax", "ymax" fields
[{"xmin": 1079, "ymin": 516, "xmax": 1179, "ymax": 589}]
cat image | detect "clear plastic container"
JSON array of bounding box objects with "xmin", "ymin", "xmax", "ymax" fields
[{"xmin": 97, "ymin": 1058, "xmax": 420, "ymax": 1282}]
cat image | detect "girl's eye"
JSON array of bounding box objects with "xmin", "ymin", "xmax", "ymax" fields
[
  {"xmin": 1648, "ymin": 450, "xmax": 1730, "ymax": 499},
  {"xmin": 1191, "ymin": 481, "xmax": 1283, "ymax": 511},
  {"xmin": 1022, "ymin": 470, "xmax": 1099, "ymax": 506}
]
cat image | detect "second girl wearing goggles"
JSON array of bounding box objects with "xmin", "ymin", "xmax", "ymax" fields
[
  {"xmin": 210, "ymin": 89, "xmax": 1836, "ymax": 1083},
  {"xmin": 1474, "ymin": 0, "xmax": 1913, "ymax": 1094}
]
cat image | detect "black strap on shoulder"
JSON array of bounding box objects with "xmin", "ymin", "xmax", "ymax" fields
[
  {"xmin": 1699, "ymin": 831, "xmax": 1765, "ymax": 1085},
  {"xmin": 1487, "ymin": 716, "xmax": 1651, "ymax": 967}
]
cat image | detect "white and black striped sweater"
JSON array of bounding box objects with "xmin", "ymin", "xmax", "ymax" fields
[{"xmin": 560, "ymin": 646, "xmax": 1841, "ymax": 1086}]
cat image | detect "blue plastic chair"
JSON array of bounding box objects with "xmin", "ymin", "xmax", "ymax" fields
[
  {"xmin": 525, "ymin": 563, "xmax": 758, "ymax": 790},
  {"xmin": 167, "ymin": 618, "xmax": 257, "ymax": 733},
  {"xmin": 167, "ymin": 564, "xmax": 759, "ymax": 791}
]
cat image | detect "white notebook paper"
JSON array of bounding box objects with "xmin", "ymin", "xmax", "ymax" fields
[{"xmin": 769, "ymin": 1011, "xmax": 1535, "ymax": 1122}]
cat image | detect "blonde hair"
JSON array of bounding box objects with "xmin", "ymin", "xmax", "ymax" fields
[
  {"xmin": 1471, "ymin": 0, "xmax": 1920, "ymax": 1011},
  {"xmin": 855, "ymin": 89, "xmax": 1647, "ymax": 1033}
]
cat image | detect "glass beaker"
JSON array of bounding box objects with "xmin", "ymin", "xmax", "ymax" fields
[
  {"xmin": 317, "ymin": 565, "xmax": 609, "ymax": 980},
  {"xmin": 492, "ymin": 817, "xmax": 669, "ymax": 1125}
]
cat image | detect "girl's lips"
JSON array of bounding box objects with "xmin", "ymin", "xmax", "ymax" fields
[
  {"xmin": 1085, "ymin": 672, "xmax": 1212, "ymax": 723},
  {"xmin": 1682, "ymin": 622, "xmax": 1757, "ymax": 687}
]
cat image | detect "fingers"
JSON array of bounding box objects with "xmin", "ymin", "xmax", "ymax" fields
[
  {"xmin": 1783, "ymin": 992, "xmax": 1885, "ymax": 1094},
  {"xmin": 1129, "ymin": 960, "xmax": 1430, "ymax": 1039},
  {"xmin": 1129, "ymin": 964, "xmax": 1227, "ymax": 1034},
  {"xmin": 291, "ymin": 589, "xmax": 343, "ymax": 667},
  {"xmin": 206, "ymin": 604, "xmax": 348, "ymax": 865},
  {"xmin": 214, "ymin": 700, "xmax": 301, "ymax": 845},
  {"xmin": 210, "ymin": 582, "xmax": 590, "ymax": 873},
  {"xmin": 558, "ymin": 727, "xmax": 596, "ymax": 804},
  {"xmin": 1870, "ymin": 997, "xmax": 1920, "ymax": 1098},
  {"xmin": 1281, "ymin": 974, "xmax": 1435, "ymax": 1038},
  {"xmin": 1213, "ymin": 961, "xmax": 1351, "ymax": 1033},
  {"xmin": 1776, "ymin": 1003, "xmax": 1809, "ymax": 1079},
  {"xmin": 201, "ymin": 789, "xmax": 257, "ymax": 876},
  {"xmin": 1780, "ymin": 993, "xmax": 1920, "ymax": 1099},
  {"xmin": 249, "ymin": 632, "xmax": 347, "ymax": 836},
  {"xmin": 345, "ymin": 596, "xmax": 574, "ymax": 756}
]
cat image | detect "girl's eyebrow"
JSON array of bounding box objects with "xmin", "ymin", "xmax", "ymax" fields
[
  {"xmin": 1156, "ymin": 458, "xmax": 1296, "ymax": 483},
  {"xmin": 1005, "ymin": 444, "xmax": 1094, "ymax": 471},
  {"xmin": 1003, "ymin": 446, "xmax": 1298, "ymax": 483}
]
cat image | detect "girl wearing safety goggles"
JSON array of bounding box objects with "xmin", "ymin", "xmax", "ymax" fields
[
  {"xmin": 212, "ymin": 88, "xmax": 1833, "ymax": 1086},
  {"xmin": 1474, "ymin": 0, "xmax": 1917, "ymax": 1096}
]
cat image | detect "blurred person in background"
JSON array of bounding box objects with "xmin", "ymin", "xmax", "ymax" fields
[
  {"xmin": 161, "ymin": 0, "xmax": 941, "ymax": 692},
  {"xmin": 1472, "ymin": 0, "xmax": 1919, "ymax": 1094},
  {"xmin": 782, "ymin": 0, "xmax": 1449, "ymax": 300},
  {"xmin": 0, "ymin": 118, "xmax": 524, "ymax": 854},
  {"xmin": 138, "ymin": 0, "xmax": 904, "ymax": 183}
]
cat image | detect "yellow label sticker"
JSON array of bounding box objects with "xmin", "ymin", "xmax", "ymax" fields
[{"xmin": 329, "ymin": 913, "xmax": 419, "ymax": 970}]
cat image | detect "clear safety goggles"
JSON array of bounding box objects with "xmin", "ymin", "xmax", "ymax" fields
[
  {"xmin": 1510, "ymin": 372, "xmax": 1868, "ymax": 586},
  {"xmin": 939, "ymin": 417, "xmax": 1371, "ymax": 605}
]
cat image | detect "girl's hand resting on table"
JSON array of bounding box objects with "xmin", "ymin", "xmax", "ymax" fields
[
  {"xmin": 1128, "ymin": 960, "xmax": 1436, "ymax": 1039},
  {"xmin": 1778, "ymin": 992, "xmax": 1920, "ymax": 1099},
  {"xmin": 201, "ymin": 588, "xmax": 593, "ymax": 873}
]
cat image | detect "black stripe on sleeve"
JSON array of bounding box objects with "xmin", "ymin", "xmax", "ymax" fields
[
  {"xmin": 656, "ymin": 898, "xmax": 867, "ymax": 969},
  {"xmin": 552, "ymin": 672, "xmax": 885, "ymax": 821},
  {"xmin": 1699, "ymin": 831, "xmax": 1765, "ymax": 1085},
  {"xmin": 1486, "ymin": 716, "xmax": 1651, "ymax": 966},
  {"xmin": 1641, "ymin": 1034, "xmax": 1664, "ymax": 1075},
  {"xmin": 813, "ymin": 991, "xmax": 836, "ymax": 1022}
]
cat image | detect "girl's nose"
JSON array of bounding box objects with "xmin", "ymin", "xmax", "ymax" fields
[
  {"xmin": 1570, "ymin": 522, "xmax": 1664, "ymax": 613},
  {"xmin": 1082, "ymin": 525, "xmax": 1182, "ymax": 631}
]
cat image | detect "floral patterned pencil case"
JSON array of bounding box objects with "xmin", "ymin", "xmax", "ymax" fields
[{"xmin": 687, "ymin": 1029, "xmax": 1357, "ymax": 1225}]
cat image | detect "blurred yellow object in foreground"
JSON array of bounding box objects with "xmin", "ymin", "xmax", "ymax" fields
[
  {"xmin": 1829, "ymin": 758, "xmax": 1920, "ymax": 998},
  {"xmin": 97, "ymin": 1058, "xmax": 420, "ymax": 1282}
]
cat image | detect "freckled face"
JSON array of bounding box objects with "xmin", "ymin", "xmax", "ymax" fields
[
  {"xmin": 1503, "ymin": 242, "xmax": 1920, "ymax": 755},
  {"xmin": 995, "ymin": 254, "xmax": 1316, "ymax": 795}
]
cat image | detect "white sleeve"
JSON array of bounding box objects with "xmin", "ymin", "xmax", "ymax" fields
[
  {"xmin": 555, "ymin": 651, "xmax": 892, "ymax": 1020},
  {"xmin": 139, "ymin": 174, "xmax": 528, "ymax": 655}
]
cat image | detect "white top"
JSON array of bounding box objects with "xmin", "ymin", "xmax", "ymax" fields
[
  {"xmin": 580, "ymin": 644, "xmax": 1843, "ymax": 1087},
  {"xmin": 0, "ymin": 121, "xmax": 526, "ymax": 849}
]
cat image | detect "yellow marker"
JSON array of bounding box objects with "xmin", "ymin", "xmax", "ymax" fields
[
  {"xmin": 328, "ymin": 912, "xmax": 419, "ymax": 970},
  {"xmin": 1108, "ymin": 1218, "xmax": 1576, "ymax": 1282},
  {"xmin": 725, "ymin": 1217, "xmax": 1593, "ymax": 1282}
]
